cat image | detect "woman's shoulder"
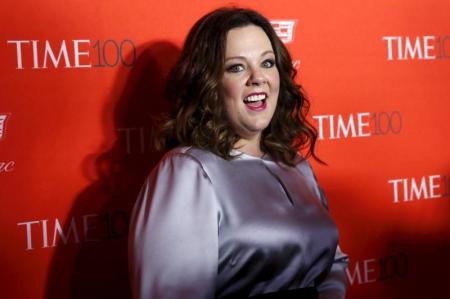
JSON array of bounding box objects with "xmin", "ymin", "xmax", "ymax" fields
[
  {"xmin": 293, "ymin": 155, "xmax": 317, "ymax": 178},
  {"xmin": 290, "ymin": 155, "xmax": 322, "ymax": 188},
  {"xmin": 153, "ymin": 146, "xmax": 222, "ymax": 177},
  {"xmin": 142, "ymin": 147, "xmax": 215, "ymax": 187},
  {"xmin": 161, "ymin": 146, "xmax": 222, "ymax": 165}
]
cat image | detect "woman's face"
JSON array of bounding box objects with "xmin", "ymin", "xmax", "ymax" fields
[{"xmin": 220, "ymin": 25, "xmax": 280, "ymax": 141}]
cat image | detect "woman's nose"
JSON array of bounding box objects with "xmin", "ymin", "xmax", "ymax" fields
[{"xmin": 246, "ymin": 67, "xmax": 266, "ymax": 86}]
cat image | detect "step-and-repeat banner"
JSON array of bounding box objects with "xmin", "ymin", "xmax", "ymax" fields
[{"xmin": 1, "ymin": 1, "xmax": 449, "ymax": 298}]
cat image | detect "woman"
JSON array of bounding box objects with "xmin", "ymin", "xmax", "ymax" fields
[{"xmin": 129, "ymin": 7, "xmax": 348, "ymax": 299}]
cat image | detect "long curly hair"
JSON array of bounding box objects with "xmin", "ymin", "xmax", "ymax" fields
[{"xmin": 156, "ymin": 7, "xmax": 321, "ymax": 166}]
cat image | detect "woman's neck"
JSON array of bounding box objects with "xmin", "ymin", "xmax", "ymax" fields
[{"xmin": 234, "ymin": 136, "xmax": 264, "ymax": 158}]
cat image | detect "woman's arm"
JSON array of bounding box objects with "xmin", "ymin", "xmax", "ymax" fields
[
  {"xmin": 306, "ymin": 162, "xmax": 349, "ymax": 299},
  {"xmin": 316, "ymin": 244, "xmax": 349, "ymax": 299},
  {"xmin": 128, "ymin": 152, "xmax": 219, "ymax": 299}
]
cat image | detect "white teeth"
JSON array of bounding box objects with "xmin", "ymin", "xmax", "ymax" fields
[{"xmin": 244, "ymin": 94, "xmax": 266, "ymax": 102}]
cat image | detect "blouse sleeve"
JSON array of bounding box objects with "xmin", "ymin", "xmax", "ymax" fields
[
  {"xmin": 317, "ymin": 244, "xmax": 349, "ymax": 299},
  {"xmin": 307, "ymin": 163, "xmax": 349, "ymax": 299},
  {"xmin": 128, "ymin": 152, "xmax": 219, "ymax": 299}
]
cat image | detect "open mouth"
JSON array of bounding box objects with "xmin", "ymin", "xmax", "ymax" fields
[{"xmin": 243, "ymin": 93, "xmax": 267, "ymax": 110}]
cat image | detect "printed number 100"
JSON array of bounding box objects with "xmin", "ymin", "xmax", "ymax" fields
[{"xmin": 92, "ymin": 39, "xmax": 136, "ymax": 67}]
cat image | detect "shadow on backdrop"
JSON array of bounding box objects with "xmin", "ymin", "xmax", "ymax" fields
[
  {"xmin": 346, "ymin": 228, "xmax": 450, "ymax": 299},
  {"xmin": 323, "ymin": 172, "xmax": 450, "ymax": 299},
  {"xmin": 45, "ymin": 41, "xmax": 180, "ymax": 299}
]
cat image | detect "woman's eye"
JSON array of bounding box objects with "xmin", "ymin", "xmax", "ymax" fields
[
  {"xmin": 262, "ymin": 59, "xmax": 275, "ymax": 68},
  {"xmin": 226, "ymin": 64, "xmax": 244, "ymax": 73}
]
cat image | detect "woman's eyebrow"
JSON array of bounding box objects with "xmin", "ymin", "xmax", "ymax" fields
[{"xmin": 225, "ymin": 50, "xmax": 275, "ymax": 61}]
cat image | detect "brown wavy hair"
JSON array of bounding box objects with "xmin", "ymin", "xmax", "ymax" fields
[{"xmin": 156, "ymin": 7, "xmax": 321, "ymax": 166}]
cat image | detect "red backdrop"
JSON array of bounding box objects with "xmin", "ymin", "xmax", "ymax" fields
[{"xmin": 1, "ymin": 0, "xmax": 449, "ymax": 298}]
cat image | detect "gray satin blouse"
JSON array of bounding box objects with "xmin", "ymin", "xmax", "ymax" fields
[{"xmin": 129, "ymin": 146, "xmax": 348, "ymax": 299}]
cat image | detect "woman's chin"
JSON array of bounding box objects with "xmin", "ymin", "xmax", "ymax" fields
[{"xmin": 237, "ymin": 125, "xmax": 270, "ymax": 139}]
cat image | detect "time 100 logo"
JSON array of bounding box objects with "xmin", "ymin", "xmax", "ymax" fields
[{"xmin": 7, "ymin": 39, "xmax": 137, "ymax": 69}]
